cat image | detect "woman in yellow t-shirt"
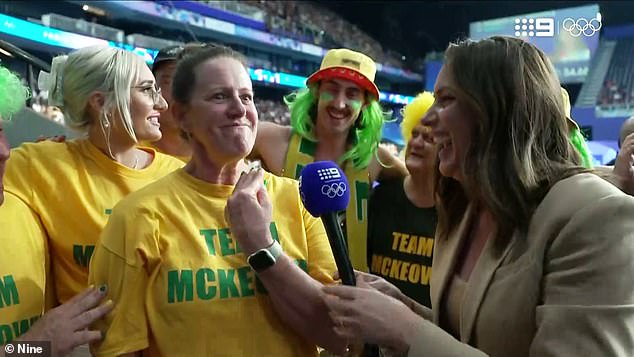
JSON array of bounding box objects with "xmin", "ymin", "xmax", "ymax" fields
[
  {"xmin": 0, "ymin": 65, "xmax": 113, "ymax": 356},
  {"xmin": 88, "ymin": 44, "xmax": 349, "ymax": 357},
  {"xmin": 3, "ymin": 46, "xmax": 184, "ymax": 306}
]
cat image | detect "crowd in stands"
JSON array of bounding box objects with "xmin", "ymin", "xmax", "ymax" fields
[
  {"xmin": 255, "ymin": 98, "xmax": 291, "ymax": 126},
  {"xmin": 598, "ymin": 79, "xmax": 634, "ymax": 108},
  {"xmin": 29, "ymin": 0, "xmax": 411, "ymax": 75},
  {"xmin": 198, "ymin": 0, "xmax": 407, "ymax": 70},
  {"xmin": 197, "ymin": 0, "xmax": 266, "ymax": 22},
  {"xmin": 597, "ymin": 38, "xmax": 634, "ymax": 110}
]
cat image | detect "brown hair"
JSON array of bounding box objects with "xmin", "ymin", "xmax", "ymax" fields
[
  {"xmin": 435, "ymin": 36, "xmax": 587, "ymax": 245},
  {"xmin": 171, "ymin": 43, "xmax": 248, "ymax": 105}
]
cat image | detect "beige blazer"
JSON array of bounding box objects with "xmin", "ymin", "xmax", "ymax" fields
[{"xmin": 407, "ymin": 173, "xmax": 634, "ymax": 357}]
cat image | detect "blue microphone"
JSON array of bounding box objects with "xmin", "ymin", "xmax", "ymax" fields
[{"xmin": 299, "ymin": 161, "xmax": 356, "ymax": 286}]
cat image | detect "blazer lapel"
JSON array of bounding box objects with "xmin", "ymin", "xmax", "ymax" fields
[
  {"xmin": 430, "ymin": 204, "xmax": 475, "ymax": 324},
  {"xmin": 460, "ymin": 229, "xmax": 515, "ymax": 342}
]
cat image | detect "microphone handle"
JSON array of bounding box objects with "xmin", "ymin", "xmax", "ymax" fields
[
  {"xmin": 322, "ymin": 213, "xmax": 382, "ymax": 357},
  {"xmin": 322, "ymin": 212, "xmax": 356, "ymax": 286}
]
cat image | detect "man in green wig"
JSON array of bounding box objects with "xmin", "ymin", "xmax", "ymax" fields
[{"xmin": 250, "ymin": 49, "xmax": 407, "ymax": 272}]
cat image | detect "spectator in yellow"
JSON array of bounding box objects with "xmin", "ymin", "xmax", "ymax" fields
[
  {"xmin": 0, "ymin": 65, "xmax": 113, "ymax": 356},
  {"xmin": 3, "ymin": 46, "xmax": 184, "ymax": 305},
  {"xmin": 88, "ymin": 44, "xmax": 346, "ymax": 356}
]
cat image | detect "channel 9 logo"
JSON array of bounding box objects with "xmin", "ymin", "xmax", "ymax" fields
[
  {"xmin": 514, "ymin": 13, "xmax": 601, "ymax": 38},
  {"xmin": 514, "ymin": 17, "xmax": 554, "ymax": 37}
]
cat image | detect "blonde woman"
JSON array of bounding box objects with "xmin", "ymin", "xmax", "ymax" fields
[{"xmin": 4, "ymin": 46, "xmax": 184, "ymax": 306}]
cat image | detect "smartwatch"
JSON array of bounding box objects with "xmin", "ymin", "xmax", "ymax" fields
[{"xmin": 247, "ymin": 240, "xmax": 283, "ymax": 273}]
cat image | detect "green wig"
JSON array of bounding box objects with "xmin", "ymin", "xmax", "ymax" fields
[
  {"xmin": 561, "ymin": 87, "xmax": 592, "ymax": 168},
  {"xmin": 0, "ymin": 65, "xmax": 29, "ymax": 119},
  {"xmin": 284, "ymin": 87, "xmax": 385, "ymax": 169},
  {"xmin": 570, "ymin": 127, "xmax": 593, "ymax": 168}
]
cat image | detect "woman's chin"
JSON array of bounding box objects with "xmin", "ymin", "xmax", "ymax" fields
[
  {"xmin": 232, "ymin": 138, "xmax": 255, "ymax": 157},
  {"xmin": 218, "ymin": 145, "xmax": 253, "ymax": 164},
  {"xmin": 138, "ymin": 130, "xmax": 162, "ymax": 144},
  {"xmin": 439, "ymin": 161, "xmax": 459, "ymax": 181}
]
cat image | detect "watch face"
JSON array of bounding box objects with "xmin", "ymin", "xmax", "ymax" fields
[{"xmin": 248, "ymin": 250, "xmax": 275, "ymax": 272}]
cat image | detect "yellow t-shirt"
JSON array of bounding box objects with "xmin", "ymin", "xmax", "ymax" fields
[
  {"xmin": 0, "ymin": 192, "xmax": 47, "ymax": 345},
  {"xmin": 4, "ymin": 139, "xmax": 184, "ymax": 304},
  {"xmin": 88, "ymin": 169, "xmax": 336, "ymax": 357},
  {"xmin": 139, "ymin": 141, "xmax": 190, "ymax": 163}
]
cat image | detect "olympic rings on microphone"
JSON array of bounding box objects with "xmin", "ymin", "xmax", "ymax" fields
[
  {"xmin": 321, "ymin": 182, "xmax": 347, "ymax": 198},
  {"xmin": 562, "ymin": 17, "xmax": 601, "ymax": 37}
]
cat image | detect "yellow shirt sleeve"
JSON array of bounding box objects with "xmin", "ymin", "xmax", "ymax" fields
[
  {"xmin": 0, "ymin": 193, "xmax": 47, "ymax": 343},
  {"xmin": 4, "ymin": 144, "xmax": 36, "ymax": 208},
  {"xmin": 88, "ymin": 204, "xmax": 158, "ymax": 356}
]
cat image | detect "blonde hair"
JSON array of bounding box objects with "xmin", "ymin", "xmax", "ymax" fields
[
  {"xmin": 400, "ymin": 91, "xmax": 434, "ymax": 143},
  {"xmin": 48, "ymin": 45, "xmax": 145, "ymax": 142}
]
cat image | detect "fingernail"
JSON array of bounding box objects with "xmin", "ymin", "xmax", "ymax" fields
[
  {"xmin": 105, "ymin": 299, "xmax": 114, "ymax": 306},
  {"xmin": 99, "ymin": 284, "xmax": 108, "ymax": 294},
  {"xmin": 88, "ymin": 284, "xmax": 95, "ymax": 290}
]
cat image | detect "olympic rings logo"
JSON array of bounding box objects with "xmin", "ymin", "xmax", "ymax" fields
[
  {"xmin": 321, "ymin": 183, "xmax": 347, "ymax": 198},
  {"xmin": 562, "ymin": 16, "xmax": 601, "ymax": 37}
]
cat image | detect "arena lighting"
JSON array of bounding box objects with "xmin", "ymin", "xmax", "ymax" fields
[
  {"xmin": 81, "ymin": 4, "xmax": 106, "ymax": 17},
  {"xmin": 0, "ymin": 12, "xmax": 415, "ymax": 105},
  {"xmin": 0, "ymin": 47, "xmax": 13, "ymax": 57}
]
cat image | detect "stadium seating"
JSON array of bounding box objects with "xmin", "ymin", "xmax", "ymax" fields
[{"xmin": 598, "ymin": 37, "xmax": 634, "ymax": 110}]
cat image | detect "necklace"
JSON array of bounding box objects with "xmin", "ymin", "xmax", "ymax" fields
[{"xmin": 132, "ymin": 153, "xmax": 140, "ymax": 169}]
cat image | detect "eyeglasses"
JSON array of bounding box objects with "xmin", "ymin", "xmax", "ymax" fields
[{"xmin": 133, "ymin": 84, "xmax": 163, "ymax": 104}]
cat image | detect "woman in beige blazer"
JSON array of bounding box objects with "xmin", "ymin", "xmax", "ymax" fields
[{"xmin": 321, "ymin": 36, "xmax": 634, "ymax": 357}]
